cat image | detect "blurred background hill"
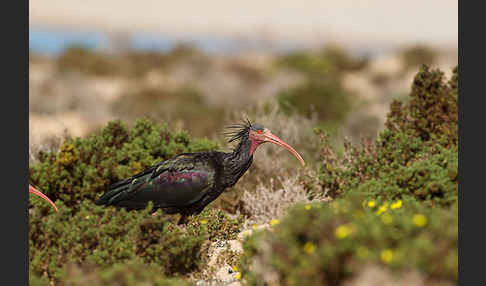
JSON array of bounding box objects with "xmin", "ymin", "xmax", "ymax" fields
[{"xmin": 29, "ymin": 0, "xmax": 457, "ymax": 153}]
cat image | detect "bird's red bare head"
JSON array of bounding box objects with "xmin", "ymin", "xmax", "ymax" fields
[
  {"xmin": 248, "ymin": 123, "xmax": 305, "ymax": 166},
  {"xmin": 226, "ymin": 119, "xmax": 305, "ymax": 166}
]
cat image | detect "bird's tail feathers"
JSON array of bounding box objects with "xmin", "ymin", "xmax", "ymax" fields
[{"xmin": 95, "ymin": 183, "xmax": 131, "ymax": 206}]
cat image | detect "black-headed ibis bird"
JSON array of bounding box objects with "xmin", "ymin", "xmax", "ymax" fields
[
  {"xmin": 29, "ymin": 184, "xmax": 58, "ymax": 212},
  {"xmin": 95, "ymin": 120, "xmax": 305, "ymax": 224}
]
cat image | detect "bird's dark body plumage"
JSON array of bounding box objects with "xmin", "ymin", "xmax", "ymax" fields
[
  {"xmin": 95, "ymin": 132, "xmax": 254, "ymax": 220},
  {"xmin": 95, "ymin": 120, "xmax": 305, "ymax": 224}
]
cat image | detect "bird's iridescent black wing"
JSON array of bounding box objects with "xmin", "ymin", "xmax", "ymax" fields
[{"xmin": 95, "ymin": 154, "xmax": 215, "ymax": 210}]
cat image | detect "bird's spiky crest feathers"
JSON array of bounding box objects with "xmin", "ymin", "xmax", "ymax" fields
[{"xmin": 224, "ymin": 118, "xmax": 253, "ymax": 143}]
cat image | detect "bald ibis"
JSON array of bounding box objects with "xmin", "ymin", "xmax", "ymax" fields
[
  {"xmin": 95, "ymin": 120, "xmax": 305, "ymax": 224},
  {"xmin": 30, "ymin": 184, "xmax": 58, "ymax": 212}
]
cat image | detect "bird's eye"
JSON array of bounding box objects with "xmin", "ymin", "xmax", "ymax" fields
[{"xmin": 257, "ymin": 130, "xmax": 263, "ymax": 134}]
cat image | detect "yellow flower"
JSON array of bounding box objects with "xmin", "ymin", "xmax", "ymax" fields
[
  {"xmin": 305, "ymin": 205, "xmax": 312, "ymax": 210},
  {"xmin": 367, "ymin": 201, "xmax": 376, "ymax": 207},
  {"xmin": 390, "ymin": 200, "xmax": 403, "ymax": 209},
  {"xmin": 335, "ymin": 224, "xmax": 353, "ymax": 239},
  {"xmin": 270, "ymin": 219, "xmax": 280, "ymax": 226},
  {"xmin": 376, "ymin": 202, "xmax": 388, "ymax": 215},
  {"xmin": 303, "ymin": 242, "xmax": 316, "ymax": 254},
  {"xmin": 356, "ymin": 246, "xmax": 369, "ymax": 259},
  {"xmin": 232, "ymin": 265, "xmax": 238, "ymax": 272},
  {"xmin": 235, "ymin": 272, "xmax": 242, "ymax": 280},
  {"xmin": 252, "ymin": 224, "xmax": 257, "ymax": 230},
  {"xmin": 413, "ymin": 214, "xmax": 427, "ymax": 227},
  {"xmin": 381, "ymin": 249, "xmax": 394, "ymax": 263},
  {"xmin": 200, "ymin": 219, "xmax": 208, "ymax": 225},
  {"xmin": 381, "ymin": 213, "xmax": 393, "ymax": 225}
]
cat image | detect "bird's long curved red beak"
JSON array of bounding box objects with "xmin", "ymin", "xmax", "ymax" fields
[
  {"xmin": 29, "ymin": 185, "xmax": 58, "ymax": 212},
  {"xmin": 263, "ymin": 132, "xmax": 305, "ymax": 167}
]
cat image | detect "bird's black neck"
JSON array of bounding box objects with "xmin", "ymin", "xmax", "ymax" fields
[{"xmin": 221, "ymin": 137, "xmax": 253, "ymax": 188}]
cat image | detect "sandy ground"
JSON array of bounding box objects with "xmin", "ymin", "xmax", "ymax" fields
[{"xmin": 30, "ymin": 0, "xmax": 457, "ymax": 51}]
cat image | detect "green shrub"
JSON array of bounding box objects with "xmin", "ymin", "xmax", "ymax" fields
[
  {"xmin": 29, "ymin": 202, "xmax": 242, "ymax": 284},
  {"xmin": 29, "ymin": 119, "xmax": 219, "ymax": 209},
  {"xmin": 111, "ymin": 86, "xmax": 227, "ymax": 137},
  {"xmin": 57, "ymin": 45, "xmax": 118, "ymax": 76},
  {"xmin": 56, "ymin": 43, "xmax": 208, "ymax": 78},
  {"xmin": 239, "ymin": 65, "xmax": 458, "ymax": 286},
  {"xmin": 63, "ymin": 261, "xmax": 191, "ymax": 286},
  {"xmin": 275, "ymin": 46, "xmax": 359, "ymax": 124},
  {"xmin": 29, "ymin": 270, "xmax": 50, "ymax": 286},
  {"xmin": 240, "ymin": 195, "xmax": 458, "ymax": 285},
  {"xmin": 277, "ymin": 80, "xmax": 351, "ymax": 123},
  {"xmin": 386, "ymin": 65, "xmax": 458, "ymax": 148},
  {"xmin": 276, "ymin": 45, "xmax": 367, "ymax": 78},
  {"xmin": 401, "ymin": 45, "xmax": 438, "ymax": 72},
  {"xmin": 186, "ymin": 208, "xmax": 244, "ymax": 242},
  {"xmin": 354, "ymin": 144, "xmax": 457, "ymax": 206},
  {"xmin": 277, "ymin": 51, "xmax": 335, "ymax": 78},
  {"xmin": 29, "ymin": 201, "xmax": 205, "ymax": 283},
  {"xmin": 316, "ymin": 65, "xmax": 458, "ymax": 204},
  {"xmin": 317, "ymin": 130, "xmax": 458, "ymax": 205}
]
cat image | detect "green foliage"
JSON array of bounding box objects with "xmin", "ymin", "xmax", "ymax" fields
[
  {"xmin": 275, "ymin": 45, "xmax": 359, "ymax": 124},
  {"xmin": 317, "ymin": 130, "xmax": 458, "ymax": 205},
  {"xmin": 29, "ymin": 201, "xmax": 204, "ymax": 283},
  {"xmin": 386, "ymin": 65, "xmax": 458, "ymax": 148},
  {"xmin": 57, "ymin": 43, "xmax": 208, "ymax": 78},
  {"xmin": 401, "ymin": 45, "xmax": 438, "ymax": 72},
  {"xmin": 30, "ymin": 261, "xmax": 192, "ymax": 286},
  {"xmin": 186, "ymin": 207, "xmax": 244, "ymax": 242},
  {"xmin": 277, "ymin": 80, "xmax": 351, "ymax": 123},
  {"xmin": 277, "ymin": 51, "xmax": 335, "ymax": 78},
  {"xmin": 57, "ymin": 45, "xmax": 118, "ymax": 76},
  {"xmin": 64, "ymin": 261, "xmax": 193, "ymax": 286},
  {"xmin": 254, "ymin": 65, "xmax": 457, "ymax": 284},
  {"xmin": 28, "ymin": 118, "xmax": 245, "ymax": 284},
  {"xmin": 29, "ymin": 119, "xmax": 219, "ymax": 209},
  {"xmin": 355, "ymin": 144, "xmax": 457, "ymax": 205},
  {"xmin": 316, "ymin": 65, "xmax": 458, "ymax": 205},
  {"xmin": 111, "ymin": 86, "xmax": 227, "ymax": 137},
  {"xmin": 29, "ymin": 200, "xmax": 242, "ymax": 284},
  {"xmin": 240, "ymin": 195, "xmax": 458, "ymax": 285},
  {"xmin": 276, "ymin": 45, "xmax": 368, "ymax": 78},
  {"xmin": 29, "ymin": 270, "xmax": 50, "ymax": 286}
]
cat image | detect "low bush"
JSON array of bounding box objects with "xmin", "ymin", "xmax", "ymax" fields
[
  {"xmin": 240, "ymin": 195, "xmax": 457, "ymax": 285},
  {"xmin": 29, "ymin": 200, "xmax": 242, "ymax": 285},
  {"xmin": 57, "ymin": 45, "xmax": 117, "ymax": 76},
  {"xmin": 240, "ymin": 65, "xmax": 457, "ymax": 285},
  {"xmin": 111, "ymin": 86, "xmax": 227, "ymax": 137},
  {"xmin": 57, "ymin": 43, "xmax": 207, "ymax": 78},
  {"xmin": 316, "ymin": 65, "xmax": 458, "ymax": 205},
  {"xmin": 275, "ymin": 46, "xmax": 359, "ymax": 125},
  {"xmin": 277, "ymin": 80, "xmax": 351, "ymax": 123},
  {"xmin": 276, "ymin": 45, "xmax": 368, "ymax": 78},
  {"xmin": 317, "ymin": 130, "xmax": 458, "ymax": 205},
  {"xmin": 186, "ymin": 208, "xmax": 244, "ymax": 242},
  {"xmin": 31, "ymin": 260, "xmax": 192, "ymax": 286},
  {"xmin": 29, "ymin": 201, "xmax": 205, "ymax": 283},
  {"xmin": 386, "ymin": 65, "xmax": 458, "ymax": 148},
  {"xmin": 401, "ymin": 45, "xmax": 438, "ymax": 73}
]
